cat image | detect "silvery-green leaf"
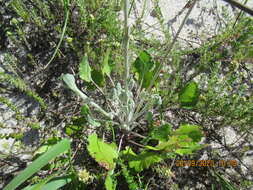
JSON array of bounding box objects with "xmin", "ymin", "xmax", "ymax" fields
[
  {"xmin": 87, "ymin": 115, "xmax": 101, "ymax": 127},
  {"xmin": 128, "ymin": 78, "xmax": 136, "ymax": 90},
  {"xmin": 62, "ymin": 74, "xmax": 113, "ymax": 119},
  {"xmin": 62, "ymin": 74, "xmax": 89, "ymax": 101},
  {"xmin": 62, "ymin": 73, "xmax": 78, "ymax": 92},
  {"xmin": 152, "ymin": 94, "xmax": 162, "ymax": 105},
  {"xmin": 0, "ymin": 67, "xmax": 4, "ymax": 73}
]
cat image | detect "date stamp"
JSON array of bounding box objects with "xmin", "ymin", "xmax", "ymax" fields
[{"xmin": 175, "ymin": 160, "xmax": 238, "ymax": 167}]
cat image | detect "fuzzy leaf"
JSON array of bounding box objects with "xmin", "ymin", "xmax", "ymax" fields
[
  {"xmin": 62, "ymin": 74, "xmax": 78, "ymax": 92},
  {"xmin": 178, "ymin": 81, "xmax": 199, "ymax": 108},
  {"xmin": 79, "ymin": 55, "xmax": 92, "ymax": 82},
  {"xmin": 87, "ymin": 115, "xmax": 101, "ymax": 127},
  {"xmin": 87, "ymin": 134, "xmax": 118, "ymax": 170}
]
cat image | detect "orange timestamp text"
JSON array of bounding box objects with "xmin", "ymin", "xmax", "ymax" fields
[{"xmin": 175, "ymin": 160, "xmax": 238, "ymax": 167}]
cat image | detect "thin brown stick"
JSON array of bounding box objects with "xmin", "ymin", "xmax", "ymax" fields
[{"xmin": 222, "ymin": 0, "xmax": 253, "ymax": 16}]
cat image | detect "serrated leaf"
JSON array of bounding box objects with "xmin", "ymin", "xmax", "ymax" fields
[
  {"xmin": 155, "ymin": 128, "xmax": 204, "ymax": 156},
  {"xmin": 123, "ymin": 147, "xmax": 163, "ymax": 172},
  {"xmin": 79, "ymin": 55, "xmax": 92, "ymax": 82},
  {"xmin": 175, "ymin": 143, "xmax": 204, "ymax": 156},
  {"xmin": 155, "ymin": 135, "xmax": 181, "ymax": 151},
  {"xmin": 173, "ymin": 124, "xmax": 203, "ymax": 142},
  {"xmin": 150, "ymin": 124, "xmax": 172, "ymax": 142},
  {"xmin": 87, "ymin": 134, "xmax": 118, "ymax": 170},
  {"xmin": 178, "ymin": 81, "xmax": 199, "ymax": 108},
  {"xmin": 102, "ymin": 49, "xmax": 111, "ymax": 77}
]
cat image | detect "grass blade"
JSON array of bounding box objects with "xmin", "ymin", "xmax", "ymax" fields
[
  {"xmin": 3, "ymin": 139, "xmax": 71, "ymax": 190},
  {"xmin": 22, "ymin": 175, "xmax": 72, "ymax": 190}
]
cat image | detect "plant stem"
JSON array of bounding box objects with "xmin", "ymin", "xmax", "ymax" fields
[
  {"xmin": 118, "ymin": 134, "xmax": 125, "ymax": 153},
  {"xmin": 232, "ymin": 0, "xmax": 248, "ymax": 28},
  {"xmin": 123, "ymin": 0, "xmax": 133, "ymax": 129},
  {"xmin": 130, "ymin": 131, "xmax": 146, "ymax": 139},
  {"xmin": 128, "ymin": 140, "xmax": 146, "ymax": 148},
  {"xmin": 123, "ymin": 0, "xmax": 130, "ymax": 85},
  {"xmin": 43, "ymin": 0, "xmax": 69, "ymax": 69},
  {"xmin": 222, "ymin": 0, "xmax": 253, "ymax": 16}
]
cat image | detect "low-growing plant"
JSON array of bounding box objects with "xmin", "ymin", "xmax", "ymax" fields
[
  {"xmin": 3, "ymin": 0, "xmax": 253, "ymax": 189},
  {"xmin": 58, "ymin": 1, "xmax": 205, "ymax": 189}
]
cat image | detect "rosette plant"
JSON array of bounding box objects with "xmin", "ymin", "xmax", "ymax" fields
[{"xmin": 61, "ymin": 0, "xmax": 204, "ymax": 189}]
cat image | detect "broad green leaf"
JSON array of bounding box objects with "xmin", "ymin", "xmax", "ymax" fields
[
  {"xmin": 133, "ymin": 51, "xmax": 159, "ymax": 88},
  {"xmin": 64, "ymin": 124, "xmax": 82, "ymax": 136},
  {"xmin": 105, "ymin": 173, "xmax": 117, "ymax": 190},
  {"xmin": 178, "ymin": 81, "xmax": 199, "ymax": 108},
  {"xmin": 91, "ymin": 69, "xmax": 105, "ymax": 87},
  {"xmin": 150, "ymin": 124, "xmax": 172, "ymax": 142},
  {"xmin": 87, "ymin": 134, "xmax": 118, "ymax": 170},
  {"xmin": 173, "ymin": 124, "xmax": 203, "ymax": 142},
  {"xmin": 123, "ymin": 147, "xmax": 163, "ymax": 172},
  {"xmin": 79, "ymin": 55, "xmax": 92, "ymax": 82},
  {"xmin": 3, "ymin": 139, "xmax": 71, "ymax": 190},
  {"xmin": 156, "ymin": 135, "xmax": 204, "ymax": 156},
  {"xmin": 145, "ymin": 111, "xmax": 153, "ymax": 124},
  {"xmin": 133, "ymin": 51, "xmax": 152, "ymax": 78},
  {"xmin": 64, "ymin": 117, "xmax": 86, "ymax": 136},
  {"xmin": 142, "ymin": 71, "xmax": 153, "ymax": 88},
  {"xmin": 155, "ymin": 135, "xmax": 182, "ymax": 151},
  {"xmin": 175, "ymin": 142, "xmax": 204, "ymax": 155},
  {"xmin": 22, "ymin": 175, "xmax": 72, "ymax": 190},
  {"xmin": 102, "ymin": 49, "xmax": 111, "ymax": 77},
  {"xmin": 139, "ymin": 50, "xmax": 151, "ymax": 63},
  {"xmin": 122, "ymin": 146, "xmax": 137, "ymax": 160},
  {"xmin": 80, "ymin": 104, "xmax": 90, "ymax": 116}
]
